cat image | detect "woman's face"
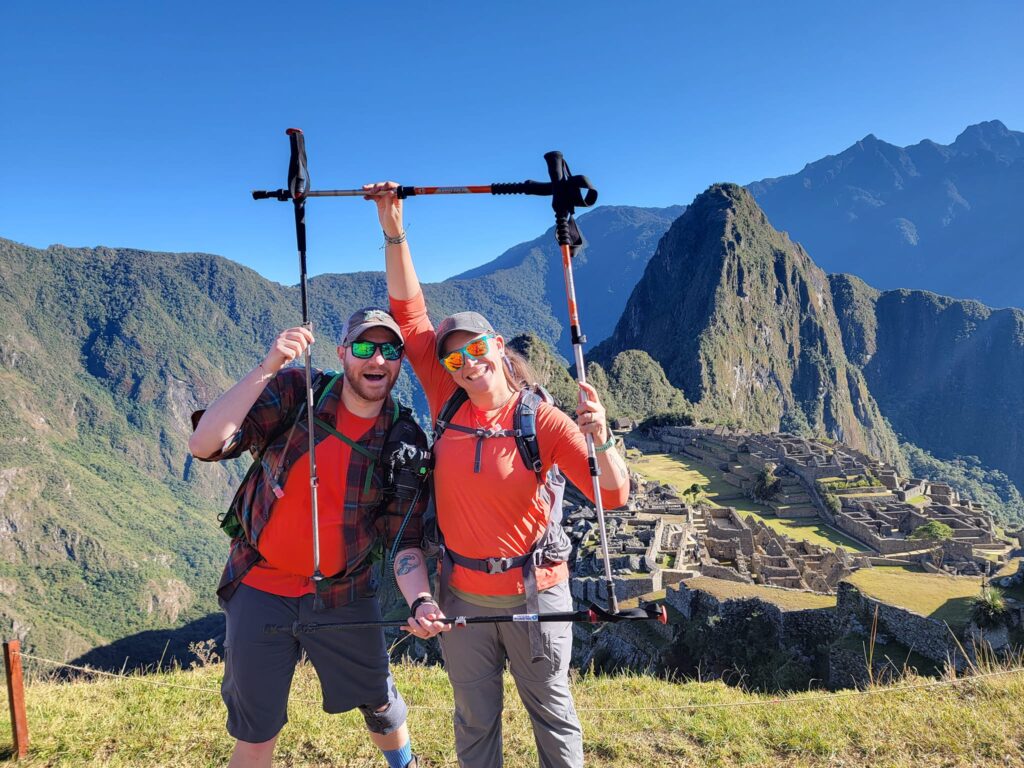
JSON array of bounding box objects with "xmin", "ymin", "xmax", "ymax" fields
[{"xmin": 441, "ymin": 330, "xmax": 506, "ymax": 397}]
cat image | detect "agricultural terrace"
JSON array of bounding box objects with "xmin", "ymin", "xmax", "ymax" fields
[
  {"xmin": 845, "ymin": 566, "xmax": 984, "ymax": 629},
  {"xmin": 682, "ymin": 577, "xmax": 838, "ymax": 611},
  {"xmin": 629, "ymin": 452, "xmax": 870, "ymax": 553}
]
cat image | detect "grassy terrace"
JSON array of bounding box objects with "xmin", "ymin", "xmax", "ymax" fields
[
  {"xmin": 683, "ymin": 577, "xmax": 837, "ymax": 611},
  {"xmin": 845, "ymin": 566, "xmax": 984, "ymax": 629},
  {"xmin": 997, "ymin": 556, "xmax": 1022, "ymax": 577},
  {"xmin": 737, "ymin": 510, "xmax": 870, "ymax": 553},
  {"xmin": 5, "ymin": 659, "xmax": 1023, "ymax": 767},
  {"xmin": 629, "ymin": 452, "xmax": 871, "ymax": 553}
]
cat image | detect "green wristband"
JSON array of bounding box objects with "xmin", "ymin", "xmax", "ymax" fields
[{"xmin": 594, "ymin": 433, "xmax": 616, "ymax": 453}]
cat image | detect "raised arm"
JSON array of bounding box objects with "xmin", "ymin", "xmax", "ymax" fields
[
  {"xmin": 364, "ymin": 181, "xmax": 420, "ymax": 301},
  {"xmin": 188, "ymin": 326, "xmax": 313, "ymax": 458}
]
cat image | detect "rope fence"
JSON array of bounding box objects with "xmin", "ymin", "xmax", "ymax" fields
[{"xmin": 13, "ymin": 650, "xmax": 1024, "ymax": 714}]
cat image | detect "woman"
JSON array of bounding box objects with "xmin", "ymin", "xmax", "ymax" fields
[{"xmin": 367, "ymin": 182, "xmax": 630, "ymax": 768}]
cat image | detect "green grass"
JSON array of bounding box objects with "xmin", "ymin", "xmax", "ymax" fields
[
  {"xmin": 629, "ymin": 453, "xmax": 776, "ymax": 515},
  {"xmin": 684, "ymin": 577, "xmax": 837, "ymax": 611},
  {"xmin": 906, "ymin": 494, "xmax": 929, "ymax": 506},
  {"xmin": 4, "ymin": 659, "xmax": 1024, "ymax": 767},
  {"xmin": 629, "ymin": 453, "xmax": 872, "ymax": 553},
  {"xmin": 737, "ymin": 511, "xmax": 871, "ymax": 553},
  {"xmin": 845, "ymin": 566, "xmax": 984, "ymax": 629},
  {"xmin": 996, "ymin": 557, "xmax": 1022, "ymax": 577}
]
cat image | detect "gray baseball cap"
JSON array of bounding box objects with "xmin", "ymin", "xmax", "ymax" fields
[
  {"xmin": 340, "ymin": 306, "xmax": 404, "ymax": 346},
  {"xmin": 435, "ymin": 311, "xmax": 495, "ymax": 357}
]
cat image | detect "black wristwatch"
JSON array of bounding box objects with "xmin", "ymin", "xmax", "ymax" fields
[{"xmin": 409, "ymin": 595, "xmax": 439, "ymax": 618}]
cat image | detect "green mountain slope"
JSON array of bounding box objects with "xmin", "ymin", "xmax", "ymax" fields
[
  {"xmin": 453, "ymin": 204, "xmax": 686, "ymax": 355},
  {"xmin": 831, "ymin": 272, "xmax": 1024, "ymax": 499},
  {"xmin": 592, "ymin": 184, "xmax": 902, "ymax": 465}
]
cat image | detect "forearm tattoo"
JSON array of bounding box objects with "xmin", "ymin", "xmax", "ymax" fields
[{"xmin": 396, "ymin": 553, "xmax": 422, "ymax": 577}]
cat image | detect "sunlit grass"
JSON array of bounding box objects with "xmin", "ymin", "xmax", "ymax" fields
[
  {"xmin": 845, "ymin": 566, "xmax": 983, "ymax": 629},
  {"xmin": 629, "ymin": 453, "xmax": 870, "ymax": 552},
  {"xmin": 3, "ymin": 658, "xmax": 1024, "ymax": 767},
  {"xmin": 684, "ymin": 577, "xmax": 837, "ymax": 611}
]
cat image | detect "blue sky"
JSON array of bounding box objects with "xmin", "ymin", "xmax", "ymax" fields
[{"xmin": 2, "ymin": 1, "xmax": 1021, "ymax": 284}]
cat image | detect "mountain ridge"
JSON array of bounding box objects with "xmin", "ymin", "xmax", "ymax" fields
[{"xmin": 747, "ymin": 119, "xmax": 1024, "ymax": 308}]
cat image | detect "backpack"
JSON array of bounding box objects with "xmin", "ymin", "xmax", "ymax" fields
[
  {"xmin": 427, "ymin": 384, "xmax": 571, "ymax": 559},
  {"xmin": 429, "ymin": 384, "xmax": 574, "ymax": 662}
]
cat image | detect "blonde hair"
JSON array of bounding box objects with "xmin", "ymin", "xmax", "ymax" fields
[{"xmin": 502, "ymin": 347, "xmax": 540, "ymax": 391}]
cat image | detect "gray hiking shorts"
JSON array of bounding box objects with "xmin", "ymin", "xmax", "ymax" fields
[{"xmin": 221, "ymin": 583, "xmax": 407, "ymax": 743}]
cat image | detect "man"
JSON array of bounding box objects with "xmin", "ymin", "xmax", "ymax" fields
[{"xmin": 189, "ymin": 307, "xmax": 446, "ymax": 768}]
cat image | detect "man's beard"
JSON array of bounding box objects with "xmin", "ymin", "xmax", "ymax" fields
[{"xmin": 344, "ymin": 366, "xmax": 398, "ymax": 403}]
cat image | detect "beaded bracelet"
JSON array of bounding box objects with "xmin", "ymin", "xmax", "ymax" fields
[
  {"xmin": 383, "ymin": 230, "xmax": 407, "ymax": 245},
  {"xmin": 594, "ymin": 433, "xmax": 616, "ymax": 453}
]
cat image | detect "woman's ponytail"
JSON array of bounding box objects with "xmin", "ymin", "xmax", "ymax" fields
[{"xmin": 502, "ymin": 347, "xmax": 540, "ymax": 391}]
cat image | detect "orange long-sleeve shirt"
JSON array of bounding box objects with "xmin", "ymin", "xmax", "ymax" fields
[{"xmin": 390, "ymin": 291, "xmax": 628, "ymax": 596}]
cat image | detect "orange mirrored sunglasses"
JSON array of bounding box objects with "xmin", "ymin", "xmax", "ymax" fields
[{"xmin": 439, "ymin": 333, "xmax": 495, "ymax": 372}]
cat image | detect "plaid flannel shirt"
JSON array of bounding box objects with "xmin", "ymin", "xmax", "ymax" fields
[{"xmin": 194, "ymin": 366, "xmax": 427, "ymax": 608}]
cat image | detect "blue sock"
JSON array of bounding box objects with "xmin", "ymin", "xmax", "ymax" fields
[{"xmin": 382, "ymin": 740, "xmax": 413, "ymax": 768}]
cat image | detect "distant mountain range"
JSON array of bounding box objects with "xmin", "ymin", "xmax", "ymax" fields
[
  {"xmin": 748, "ymin": 120, "xmax": 1024, "ymax": 308},
  {"xmin": 3, "ymin": 119, "xmax": 1023, "ymax": 665}
]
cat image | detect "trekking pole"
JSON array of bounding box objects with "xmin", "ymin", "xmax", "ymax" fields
[
  {"xmin": 252, "ymin": 177, "xmax": 555, "ymax": 201},
  {"xmin": 283, "ymin": 128, "xmax": 325, "ymax": 584},
  {"xmin": 264, "ymin": 601, "xmax": 668, "ymax": 635},
  {"xmin": 538, "ymin": 151, "xmax": 621, "ymax": 612}
]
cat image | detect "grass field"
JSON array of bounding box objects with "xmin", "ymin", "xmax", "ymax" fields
[
  {"xmin": 845, "ymin": 566, "xmax": 984, "ymax": 629},
  {"xmin": 3, "ymin": 657, "xmax": 1024, "ymax": 767},
  {"xmin": 997, "ymin": 557, "xmax": 1022, "ymax": 577},
  {"xmin": 684, "ymin": 577, "xmax": 837, "ymax": 611},
  {"xmin": 629, "ymin": 453, "xmax": 871, "ymax": 553},
  {"xmin": 737, "ymin": 510, "xmax": 871, "ymax": 553}
]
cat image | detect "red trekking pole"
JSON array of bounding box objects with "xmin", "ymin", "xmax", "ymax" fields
[{"xmin": 537, "ymin": 151, "xmax": 623, "ymax": 613}]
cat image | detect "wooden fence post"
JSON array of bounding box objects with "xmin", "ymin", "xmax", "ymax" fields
[{"xmin": 3, "ymin": 640, "xmax": 29, "ymax": 760}]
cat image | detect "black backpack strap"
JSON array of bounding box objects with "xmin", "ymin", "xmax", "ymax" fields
[
  {"xmin": 433, "ymin": 388, "xmax": 470, "ymax": 443},
  {"xmin": 513, "ymin": 388, "xmax": 545, "ymax": 482},
  {"xmin": 434, "ymin": 388, "xmax": 522, "ymax": 473}
]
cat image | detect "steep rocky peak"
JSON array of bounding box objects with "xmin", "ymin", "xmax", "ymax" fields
[
  {"xmin": 593, "ymin": 182, "xmax": 901, "ymax": 464},
  {"xmin": 951, "ymin": 120, "xmax": 1023, "ymax": 160}
]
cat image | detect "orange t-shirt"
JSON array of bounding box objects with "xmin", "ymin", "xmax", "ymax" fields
[
  {"xmin": 390, "ymin": 290, "xmax": 629, "ymax": 596},
  {"xmin": 242, "ymin": 406, "xmax": 377, "ymax": 597}
]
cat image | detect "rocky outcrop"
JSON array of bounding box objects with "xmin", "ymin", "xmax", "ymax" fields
[{"xmin": 832, "ymin": 274, "xmax": 1024, "ymax": 492}]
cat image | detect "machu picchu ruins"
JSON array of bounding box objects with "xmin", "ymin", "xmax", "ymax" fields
[
  {"xmin": 568, "ymin": 426, "xmax": 1011, "ymax": 607},
  {"xmin": 560, "ymin": 424, "xmax": 1021, "ymax": 685}
]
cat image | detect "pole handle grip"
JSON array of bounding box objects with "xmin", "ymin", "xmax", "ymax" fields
[
  {"xmin": 491, "ymin": 180, "xmax": 553, "ymax": 196},
  {"xmin": 252, "ymin": 189, "xmax": 291, "ymax": 201},
  {"xmin": 287, "ymin": 128, "xmax": 310, "ymax": 201}
]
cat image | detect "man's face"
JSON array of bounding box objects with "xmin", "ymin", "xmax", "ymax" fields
[{"xmin": 338, "ymin": 327, "xmax": 403, "ymax": 404}]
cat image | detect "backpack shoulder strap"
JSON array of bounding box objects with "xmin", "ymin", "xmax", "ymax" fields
[
  {"xmin": 513, "ymin": 388, "xmax": 545, "ymax": 482},
  {"xmin": 433, "ymin": 388, "xmax": 470, "ymax": 442}
]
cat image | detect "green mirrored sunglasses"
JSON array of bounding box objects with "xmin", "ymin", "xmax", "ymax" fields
[{"xmin": 349, "ymin": 340, "xmax": 404, "ymax": 361}]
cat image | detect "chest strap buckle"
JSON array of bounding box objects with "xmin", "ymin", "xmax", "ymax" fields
[{"xmin": 484, "ymin": 556, "xmax": 514, "ymax": 574}]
